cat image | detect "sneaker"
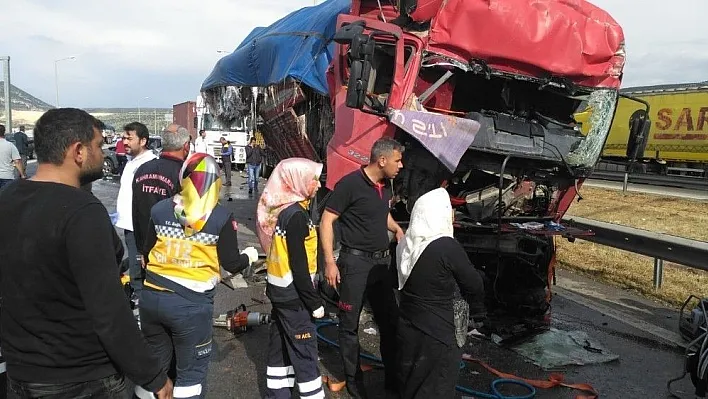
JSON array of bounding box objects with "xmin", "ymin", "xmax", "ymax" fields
[{"xmin": 248, "ymin": 189, "xmax": 253, "ymax": 194}]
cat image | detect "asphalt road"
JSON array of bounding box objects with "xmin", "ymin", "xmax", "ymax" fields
[{"xmin": 22, "ymin": 161, "xmax": 700, "ymax": 398}]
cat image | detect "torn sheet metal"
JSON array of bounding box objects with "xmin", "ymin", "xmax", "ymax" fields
[
  {"xmin": 512, "ymin": 327, "xmax": 619, "ymax": 370},
  {"xmin": 389, "ymin": 109, "xmax": 480, "ymax": 172}
]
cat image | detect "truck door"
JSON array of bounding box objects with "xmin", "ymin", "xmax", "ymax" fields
[{"xmin": 325, "ymin": 16, "xmax": 410, "ymax": 189}]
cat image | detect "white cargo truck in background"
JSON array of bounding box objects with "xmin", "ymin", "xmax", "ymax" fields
[{"xmin": 193, "ymin": 95, "xmax": 251, "ymax": 169}]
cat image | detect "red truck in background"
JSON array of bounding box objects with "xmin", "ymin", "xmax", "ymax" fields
[
  {"xmin": 201, "ymin": 0, "xmax": 650, "ymax": 343},
  {"xmin": 172, "ymin": 101, "xmax": 197, "ymax": 140}
]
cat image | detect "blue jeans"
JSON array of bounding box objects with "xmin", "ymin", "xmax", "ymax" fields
[
  {"xmin": 247, "ymin": 163, "xmax": 261, "ymax": 191},
  {"xmin": 139, "ymin": 289, "xmax": 214, "ymax": 399},
  {"xmin": 9, "ymin": 373, "xmax": 130, "ymax": 399},
  {"xmin": 0, "ymin": 178, "xmax": 13, "ymax": 190}
]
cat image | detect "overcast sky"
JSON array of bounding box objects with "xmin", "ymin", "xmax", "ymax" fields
[{"xmin": 1, "ymin": 0, "xmax": 705, "ymax": 108}]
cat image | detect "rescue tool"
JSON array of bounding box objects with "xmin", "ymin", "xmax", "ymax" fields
[{"xmin": 213, "ymin": 304, "xmax": 271, "ymax": 334}]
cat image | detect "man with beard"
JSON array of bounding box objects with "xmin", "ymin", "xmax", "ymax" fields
[
  {"xmin": 321, "ymin": 137, "xmax": 405, "ymax": 398},
  {"xmin": 115, "ymin": 122, "xmax": 157, "ymax": 298},
  {"xmin": 0, "ymin": 108, "xmax": 173, "ymax": 398},
  {"xmin": 131, "ymin": 124, "xmax": 190, "ymax": 295}
]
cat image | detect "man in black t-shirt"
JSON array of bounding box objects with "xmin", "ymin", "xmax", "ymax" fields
[
  {"xmin": 320, "ymin": 137, "xmax": 405, "ymax": 398},
  {"xmin": 0, "ymin": 108, "xmax": 173, "ymax": 398}
]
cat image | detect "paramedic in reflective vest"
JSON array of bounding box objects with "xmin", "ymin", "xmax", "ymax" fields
[
  {"xmin": 256, "ymin": 158, "xmax": 326, "ymax": 399},
  {"xmin": 138, "ymin": 153, "xmax": 259, "ymax": 399},
  {"xmin": 321, "ymin": 137, "xmax": 405, "ymax": 398}
]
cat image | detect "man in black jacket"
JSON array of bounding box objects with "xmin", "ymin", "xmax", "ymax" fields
[
  {"xmin": 245, "ymin": 136, "xmax": 263, "ymax": 194},
  {"xmin": 0, "ymin": 108, "xmax": 173, "ymax": 398},
  {"xmin": 132, "ymin": 124, "xmax": 190, "ymax": 280}
]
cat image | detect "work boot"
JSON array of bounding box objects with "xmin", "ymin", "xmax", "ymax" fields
[{"xmin": 346, "ymin": 378, "xmax": 368, "ymax": 399}]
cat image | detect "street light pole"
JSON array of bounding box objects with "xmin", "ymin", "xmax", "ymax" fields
[
  {"xmin": 1, "ymin": 56, "xmax": 12, "ymax": 134},
  {"xmin": 54, "ymin": 56, "xmax": 76, "ymax": 107},
  {"xmin": 137, "ymin": 96, "xmax": 149, "ymax": 123}
]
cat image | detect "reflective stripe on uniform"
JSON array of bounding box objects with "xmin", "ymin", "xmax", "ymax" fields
[
  {"xmin": 174, "ymin": 384, "xmax": 203, "ymax": 398},
  {"xmin": 266, "ymin": 271, "xmax": 294, "ymax": 288},
  {"xmin": 266, "ymin": 377, "xmax": 296, "ymax": 389},
  {"xmin": 160, "ymin": 273, "xmax": 219, "ymax": 292},
  {"xmin": 134, "ymin": 385, "xmax": 156, "ymax": 399},
  {"xmin": 267, "ymin": 365, "xmax": 295, "ymax": 377},
  {"xmin": 298, "ymin": 377, "xmax": 323, "ymax": 397}
]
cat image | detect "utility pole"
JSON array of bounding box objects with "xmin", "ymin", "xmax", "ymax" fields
[
  {"xmin": 154, "ymin": 108, "xmax": 157, "ymax": 134},
  {"xmin": 54, "ymin": 56, "xmax": 76, "ymax": 107},
  {"xmin": 1, "ymin": 56, "xmax": 12, "ymax": 134},
  {"xmin": 138, "ymin": 96, "xmax": 149, "ymax": 123}
]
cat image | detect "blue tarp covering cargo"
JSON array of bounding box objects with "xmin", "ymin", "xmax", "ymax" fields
[{"xmin": 201, "ymin": 0, "xmax": 351, "ymax": 95}]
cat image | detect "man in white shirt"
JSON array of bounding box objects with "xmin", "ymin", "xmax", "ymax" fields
[
  {"xmin": 115, "ymin": 122, "xmax": 157, "ymax": 297},
  {"xmin": 194, "ymin": 129, "xmax": 208, "ymax": 154},
  {"xmin": 0, "ymin": 125, "xmax": 25, "ymax": 189}
]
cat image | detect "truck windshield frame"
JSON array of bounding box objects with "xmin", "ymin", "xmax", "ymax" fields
[
  {"xmin": 566, "ymin": 89, "xmax": 619, "ymax": 168},
  {"xmin": 202, "ymin": 112, "xmax": 248, "ymax": 132}
]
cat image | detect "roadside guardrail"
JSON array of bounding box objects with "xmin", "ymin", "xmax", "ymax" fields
[{"xmin": 562, "ymin": 216, "xmax": 708, "ymax": 289}]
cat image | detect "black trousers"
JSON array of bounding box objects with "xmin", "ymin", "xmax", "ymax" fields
[
  {"xmin": 336, "ymin": 252, "xmax": 399, "ymax": 388},
  {"xmin": 266, "ymin": 307, "xmax": 324, "ymax": 399},
  {"xmin": 222, "ymin": 160, "xmax": 232, "ymax": 185},
  {"xmin": 139, "ymin": 289, "xmax": 213, "ymax": 399},
  {"xmin": 396, "ymin": 317, "xmax": 462, "ymax": 399},
  {"xmin": 9, "ymin": 374, "xmax": 129, "ymax": 399}
]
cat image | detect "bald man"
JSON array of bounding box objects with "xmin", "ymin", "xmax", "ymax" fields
[{"xmin": 130, "ymin": 125, "xmax": 191, "ymax": 297}]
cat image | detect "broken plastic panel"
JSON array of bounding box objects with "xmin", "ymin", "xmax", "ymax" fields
[{"xmin": 566, "ymin": 89, "xmax": 618, "ymax": 167}]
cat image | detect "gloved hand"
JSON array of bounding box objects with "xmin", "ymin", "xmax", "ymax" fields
[
  {"xmin": 241, "ymin": 247, "xmax": 259, "ymax": 265},
  {"xmin": 312, "ymin": 306, "xmax": 325, "ymax": 319}
]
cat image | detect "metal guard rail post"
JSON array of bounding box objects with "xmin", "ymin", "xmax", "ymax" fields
[{"xmin": 561, "ymin": 216, "xmax": 708, "ymax": 289}]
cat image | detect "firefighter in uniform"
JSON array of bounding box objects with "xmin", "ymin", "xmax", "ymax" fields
[
  {"xmin": 256, "ymin": 158, "xmax": 326, "ymax": 399},
  {"xmin": 137, "ymin": 153, "xmax": 259, "ymax": 399}
]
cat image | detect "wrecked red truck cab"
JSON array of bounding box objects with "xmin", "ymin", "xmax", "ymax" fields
[{"xmin": 325, "ymin": 0, "xmax": 649, "ymax": 342}]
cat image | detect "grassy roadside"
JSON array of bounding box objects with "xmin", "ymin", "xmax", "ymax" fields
[{"xmin": 556, "ymin": 186, "xmax": 708, "ymax": 308}]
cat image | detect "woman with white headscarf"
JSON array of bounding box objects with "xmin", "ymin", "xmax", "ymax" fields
[{"xmin": 395, "ymin": 187, "xmax": 486, "ymax": 398}]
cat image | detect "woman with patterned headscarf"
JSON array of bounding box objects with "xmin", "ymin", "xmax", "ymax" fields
[
  {"xmin": 138, "ymin": 153, "xmax": 259, "ymax": 399},
  {"xmin": 256, "ymin": 157, "xmax": 327, "ymax": 399}
]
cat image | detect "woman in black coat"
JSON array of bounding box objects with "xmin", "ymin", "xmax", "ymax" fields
[{"xmin": 395, "ymin": 187, "xmax": 486, "ymax": 398}]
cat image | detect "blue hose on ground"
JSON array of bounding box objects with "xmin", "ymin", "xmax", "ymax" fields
[{"xmin": 314, "ymin": 319, "xmax": 536, "ymax": 399}]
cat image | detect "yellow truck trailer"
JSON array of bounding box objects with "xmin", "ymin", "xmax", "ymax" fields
[{"xmin": 582, "ymin": 82, "xmax": 708, "ymax": 177}]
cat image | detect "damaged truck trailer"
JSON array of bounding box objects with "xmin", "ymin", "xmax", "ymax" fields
[{"xmin": 200, "ymin": 0, "xmax": 651, "ymax": 343}]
